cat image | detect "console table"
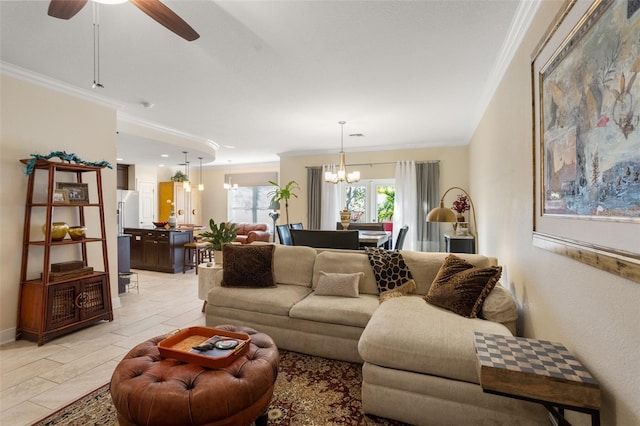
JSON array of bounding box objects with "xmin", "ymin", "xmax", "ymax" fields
[{"xmin": 474, "ymin": 332, "xmax": 600, "ymax": 426}]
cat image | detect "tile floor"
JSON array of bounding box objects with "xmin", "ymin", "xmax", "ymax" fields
[{"xmin": 0, "ymin": 269, "xmax": 205, "ymax": 426}]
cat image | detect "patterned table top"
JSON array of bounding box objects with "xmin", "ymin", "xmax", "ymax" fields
[{"xmin": 474, "ymin": 332, "xmax": 598, "ymax": 386}]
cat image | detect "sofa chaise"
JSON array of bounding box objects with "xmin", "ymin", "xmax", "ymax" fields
[{"xmin": 204, "ymin": 244, "xmax": 547, "ymax": 425}]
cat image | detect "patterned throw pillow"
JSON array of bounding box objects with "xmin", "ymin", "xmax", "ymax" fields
[
  {"xmin": 365, "ymin": 247, "xmax": 416, "ymax": 302},
  {"xmin": 221, "ymin": 244, "xmax": 275, "ymax": 287},
  {"xmin": 425, "ymin": 254, "xmax": 502, "ymax": 318},
  {"xmin": 314, "ymin": 271, "xmax": 363, "ymax": 298}
]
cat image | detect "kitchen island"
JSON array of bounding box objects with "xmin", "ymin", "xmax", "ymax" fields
[{"xmin": 124, "ymin": 227, "xmax": 193, "ymax": 273}]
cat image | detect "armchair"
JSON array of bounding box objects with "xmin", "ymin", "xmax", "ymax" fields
[{"xmin": 231, "ymin": 223, "xmax": 271, "ymax": 244}]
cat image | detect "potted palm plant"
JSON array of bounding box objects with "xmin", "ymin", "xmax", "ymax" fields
[
  {"xmin": 267, "ymin": 180, "xmax": 300, "ymax": 224},
  {"xmin": 199, "ymin": 219, "xmax": 239, "ymax": 265}
]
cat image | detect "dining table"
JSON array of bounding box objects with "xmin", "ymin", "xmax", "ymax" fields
[{"xmin": 358, "ymin": 230, "xmax": 391, "ymax": 248}]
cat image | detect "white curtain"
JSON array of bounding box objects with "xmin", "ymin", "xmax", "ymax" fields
[
  {"xmin": 394, "ymin": 161, "xmax": 417, "ymax": 250},
  {"xmin": 320, "ymin": 165, "xmax": 340, "ymax": 230}
]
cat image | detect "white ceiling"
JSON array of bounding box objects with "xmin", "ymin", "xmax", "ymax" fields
[{"xmin": 0, "ymin": 0, "xmax": 537, "ymax": 168}]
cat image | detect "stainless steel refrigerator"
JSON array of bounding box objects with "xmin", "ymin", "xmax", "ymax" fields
[{"xmin": 116, "ymin": 190, "xmax": 140, "ymax": 234}]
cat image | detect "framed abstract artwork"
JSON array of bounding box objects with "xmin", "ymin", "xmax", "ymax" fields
[{"xmin": 532, "ymin": 0, "xmax": 640, "ymax": 283}]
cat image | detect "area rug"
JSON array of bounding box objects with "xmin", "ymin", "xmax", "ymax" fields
[{"xmin": 32, "ymin": 350, "xmax": 407, "ymax": 425}]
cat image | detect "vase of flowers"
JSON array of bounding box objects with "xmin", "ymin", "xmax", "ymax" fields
[{"xmin": 452, "ymin": 194, "xmax": 470, "ymax": 222}]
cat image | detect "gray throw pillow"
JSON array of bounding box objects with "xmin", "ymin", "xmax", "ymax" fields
[{"xmin": 314, "ymin": 271, "xmax": 363, "ymax": 297}]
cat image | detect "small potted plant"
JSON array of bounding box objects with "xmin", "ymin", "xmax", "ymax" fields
[
  {"xmin": 171, "ymin": 170, "xmax": 188, "ymax": 182},
  {"xmin": 200, "ymin": 219, "xmax": 239, "ymax": 265}
]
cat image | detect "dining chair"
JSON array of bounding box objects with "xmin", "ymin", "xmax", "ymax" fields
[
  {"xmin": 394, "ymin": 225, "xmax": 409, "ymax": 250},
  {"xmin": 290, "ymin": 229, "xmax": 359, "ymax": 250},
  {"xmin": 276, "ymin": 224, "xmax": 293, "ymax": 245},
  {"xmin": 289, "ymin": 223, "xmax": 303, "ymax": 230}
]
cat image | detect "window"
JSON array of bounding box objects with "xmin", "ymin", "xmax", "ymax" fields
[
  {"xmin": 227, "ymin": 185, "xmax": 273, "ymax": 229},
  {"xmin": 340, "ymin": 179, "xmax": 395, "ymax": 223}
]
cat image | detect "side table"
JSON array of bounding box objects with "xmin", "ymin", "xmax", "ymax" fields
[
  {"xmin": 444, "ymin": 234, "xmax": 475, "ymax": 254},
  {"xmin": 198, "ymin": 263, "xmax": 222, "ymax": 312},
  {"xmin": 474, "ymin": 332, "xmax": 600, "ymax": 426}
]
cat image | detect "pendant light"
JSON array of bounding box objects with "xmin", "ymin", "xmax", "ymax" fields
[
  {"xmin": 182, "ymin": 151, "xmax": 191, "ymax": 192},
  {"xmin": 324, "ymin": 121, "xmax": 360, "ymax": 184},
  {"xmin": 198, "ymin": 157, "xmax": 204, "ymax": 191}
]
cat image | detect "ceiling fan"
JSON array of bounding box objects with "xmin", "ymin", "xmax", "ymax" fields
[{"xmin": 47, "ymin": 0, "xmax": 199, "ymax": 41}]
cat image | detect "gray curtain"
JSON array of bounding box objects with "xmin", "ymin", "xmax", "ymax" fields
[
  {"xmin": 416, "ymin": 162, "xmax": 441, "ymax": 252},
  {"xmin": 307, "ymin": 167, "xmax": 322, "ymax": 230}
]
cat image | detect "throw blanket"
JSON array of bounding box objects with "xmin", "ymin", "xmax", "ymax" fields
[{"xmin": 365, "ymin": 247, "xmax": 416, "ymax": 302}]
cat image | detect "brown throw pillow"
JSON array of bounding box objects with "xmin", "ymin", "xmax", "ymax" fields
[
  {"xmin": 425, "ymin": 254, "xmax": 501, "ymax": 318},
  {"xmin": 221, "ymin": 244, "xmax": 275, "ymax": 288}
]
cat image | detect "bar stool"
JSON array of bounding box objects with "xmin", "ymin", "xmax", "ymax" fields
[{"xmin": 183, "ymin": 240, "xmax": 212, "ymax": 274}]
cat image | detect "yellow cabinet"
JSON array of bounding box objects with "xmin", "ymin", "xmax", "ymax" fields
[{"xmin": 159, "ymin": 182, "xmax": 201, "ymax": 225}]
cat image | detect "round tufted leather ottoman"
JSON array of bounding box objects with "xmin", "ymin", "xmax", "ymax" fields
[{"xmin": 110, "ymin": 325, "xmax": 279, "ymax": 426}]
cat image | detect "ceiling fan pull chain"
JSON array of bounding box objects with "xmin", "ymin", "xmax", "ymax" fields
[{"xmin": 92, "ymin": 3, "xmax": 103, "ymax": 89}]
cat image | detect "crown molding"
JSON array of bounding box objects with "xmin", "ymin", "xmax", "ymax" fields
[
  {"xmin": 117, "ymin": 112, "xmax": 219, "ymax": 152},
  {"xmin": 1, "ymin": 61, "xmax": 122, "ymax": 110},
  {"xmin": 2, "ymin": 61, "xmax": 218, "ymax": 153},
  {"xmin": 468, "ymin": 0, "xmax": 542, "ymax": 136}
]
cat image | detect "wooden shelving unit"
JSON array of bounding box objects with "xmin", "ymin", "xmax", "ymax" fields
[{"xmin": 17, "ymin": 159, "xmax": 114, "ymax": 345}]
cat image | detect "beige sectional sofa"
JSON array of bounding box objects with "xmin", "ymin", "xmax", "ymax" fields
[{"xmin": 204, "ymin": 245, "xmax": 547, "ymax": 425}]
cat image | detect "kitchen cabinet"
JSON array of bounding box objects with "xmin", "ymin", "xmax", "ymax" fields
[
  {"xmin": 125, "ymin": 227, "xmax": 193, "ymax": 273},
  {"xmin": 17, "ymin": 159, "xmax": 113, "ymax": 345}
]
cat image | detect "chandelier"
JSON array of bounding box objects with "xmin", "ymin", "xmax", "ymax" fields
[
  {"xmin": 324, "ymin": 121, "xmax": 360, "ymax": 184},
  {"xmin": 223, "ymin": 160, "xmax": 238, "ymax": 190},
  {"xmin": 223, "ymin": 177, "xmax": 238, "ymax": 190}
]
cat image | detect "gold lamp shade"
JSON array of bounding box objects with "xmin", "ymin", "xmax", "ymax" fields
[{"xmin": 426, "ymin": 203, "xmax": 457, "ymax": 222}]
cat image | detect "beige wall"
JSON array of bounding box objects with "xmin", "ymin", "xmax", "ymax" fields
[
  {"xmin": 0, "ymin": 75, "xmax": 119, "ymax": 342},
  {"xmin": 470, "ymin": 2, "xmax": 639, "ymax": 425}
]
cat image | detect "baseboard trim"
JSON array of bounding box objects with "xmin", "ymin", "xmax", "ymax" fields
[{"xmin": 0, "ymin": 327, "xmax": 17, "ymax": 345}]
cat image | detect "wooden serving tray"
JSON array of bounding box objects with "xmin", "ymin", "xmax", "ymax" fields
[{"xmin": 158, "ymin": 326, "xmax": 251, "ymax": 369}]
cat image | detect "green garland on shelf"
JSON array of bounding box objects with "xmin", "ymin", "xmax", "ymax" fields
[{"xmin": 24, "ymin": 151, "xmax": 113, "ymax": 175}]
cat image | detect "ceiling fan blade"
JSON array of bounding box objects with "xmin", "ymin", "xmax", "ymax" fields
[
  {"xmin": 48, "ymin": 0, "xmax": 88, "ymax": 19},
  {"xmin": 130, "ymin": 0, "xmax": 199, "ymax": 41}
]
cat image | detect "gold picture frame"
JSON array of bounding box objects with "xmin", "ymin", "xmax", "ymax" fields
[
  {"xmin": 532, "ymin": 0, "xmax": 640, "ymax": 283},
  {"xmin": 52, "ymin": 189, "xmax": 69, "ymax": 204}
]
